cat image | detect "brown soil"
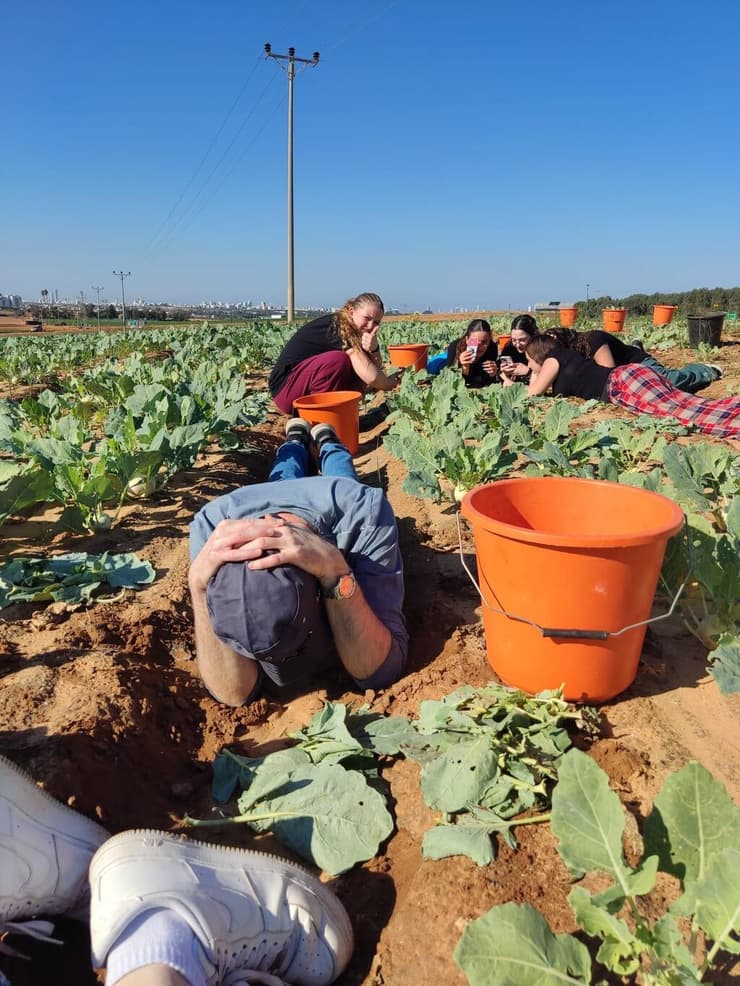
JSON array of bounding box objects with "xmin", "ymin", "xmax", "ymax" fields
[{"xmin": 0, "ymin": 340, "xmax": 739, "ymax": 985}]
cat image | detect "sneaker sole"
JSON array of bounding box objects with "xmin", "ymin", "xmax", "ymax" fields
[{"xmin": 89, "ymin": 829, "xmax": 354, "ymax": 979}]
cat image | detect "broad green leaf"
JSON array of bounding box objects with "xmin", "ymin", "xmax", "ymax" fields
[
  {"xmin": 644, "ymin": 761, "xmax": 740, "ymax": 888},
  {"xmin": 238, "ymin": 763, "xmax": 393, "ymax": 874},
  {"xmin": 649, "ymin": 914, "xmax": 699, "ymax": 971},
  {"xmin": 551, "ymin": 749, "xmax": 631, "ymax": 894},
  {"xmin": 236, "ymin": 748, "xmax": 312, "ymax": 810},
  {"xmin": 709, "ymin": 633, "xmax": 740, "ymax": 694},
  {"xmin": 347, "ymin": 713, "xmax": 417, "ymax": 755},
  {"xmin": 693, "ymin": 848, "xmax": 740, "ymax": 954},
  {"xmin": 454, "ymin": 902, "xmax": 591, "ymax": 985},
  {"xmin": 422, "ymin": 823, "xmax": 496, "ymax": 865},
  {"xmin": 420, "ymin": 735, "xmax": 498, "ymax": 812},
  {"xmin": 0, "ymin": 468, "xmax": 55, "ymax": 523},
  {"xmin": 568, "ymin": 887, "xmax": 639, "ymax": 975}
]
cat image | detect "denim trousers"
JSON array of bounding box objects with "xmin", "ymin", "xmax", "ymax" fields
[{"xmin": 268, "ymin": 439, "xmax": 359, "ymax": 482}]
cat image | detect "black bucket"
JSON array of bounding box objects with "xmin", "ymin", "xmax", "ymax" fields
[{"xmin": 686, "ymin": 312, "xmax": 724, "ymax": 348}]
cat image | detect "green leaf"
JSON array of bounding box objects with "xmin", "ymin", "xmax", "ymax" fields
[
  {"xmin": 454, "ymin": 902, "xmax": 591, "ymax": 985},
  {"xmin": 568, "ymin": 886, "xmax": 639, "ymax": 975},
  {"xmin": 693, "ymin": 848, "xmax": 740, "ymax": 955},
  {"xmin": 644, "ymin": 761, "xmax": 740, "ymax": 891},
  {"xmin": 347, "ymin": 712, "xmax": 417, "ymax": 755},
  {"xmin": 237, "ymin": 763, "xmax": 393, "ymax": 874},
  {"xmin": 422, "ymin": 823, "xmax": 496, "ymax": 865},
  {"xmin": 420, "ymin": 735, "xmax": 498, "ymax": 812},
  {"xmin": 710, "ymin": 633, "xmax": 740, "ymax": 694},
  {"xmin": 551, "ymin": 749, "xmax": 631, "ymax": 895}
]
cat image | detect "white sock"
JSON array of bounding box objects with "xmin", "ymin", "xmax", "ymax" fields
[{"xmin": 104, "ymin": 908, "xmax": 209, "ymax": 986}]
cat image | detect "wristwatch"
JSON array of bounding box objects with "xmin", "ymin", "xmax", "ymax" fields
[{"xmin": 323, "ymin": 571, "xmax": 357, "ymax": 600}]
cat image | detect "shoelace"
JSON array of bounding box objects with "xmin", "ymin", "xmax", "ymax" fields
[{"xmin": 0, "ymin": 919, "xmax": 62, "ymax": 958}]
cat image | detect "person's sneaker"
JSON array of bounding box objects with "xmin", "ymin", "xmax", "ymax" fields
[
  {"xmin": 630, "ymin": 339, "xmax": 645, "ymax": 352},
  {"xmin": 89, "ymin": 830, "xmax": 353, "ymax": 986},
  {"xmin": 0, "ymin": 754, "xmax": 110, "ymax": 928},
  {"xmin": 706, "ymin": 363, "xmax": 723, "ymax": 380},
  {"xmin": 285, "ymin": 418, "xmax": 311, "ymax": 447},
  {"xmin": 310, "ymin": 423, "xmax": 339, "ymax": 454}
]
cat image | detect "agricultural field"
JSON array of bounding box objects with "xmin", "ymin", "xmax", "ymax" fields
[{"xmin": 0, "ymin": 314, "xmax": 738, "ymax": 985}]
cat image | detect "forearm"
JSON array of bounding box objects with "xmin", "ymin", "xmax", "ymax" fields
[
  {"xmin": 324, "ymin": 587, "xmax": 393, "ymax": 682},
  {"xmin": 349, "ymin": 347, "xmax": 394, "ymax": 389}
]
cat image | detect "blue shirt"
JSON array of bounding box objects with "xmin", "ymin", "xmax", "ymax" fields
[{"xmin": 190, "ymin": 476, "xmax": 409, "ymax": 690}]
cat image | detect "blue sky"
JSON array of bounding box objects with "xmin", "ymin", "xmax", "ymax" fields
[{"xmin": 3, "ymin": 0, "xmax": 739, "ymax": 311}]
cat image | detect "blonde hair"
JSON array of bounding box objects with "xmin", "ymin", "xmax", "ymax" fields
[{"xmin": 333, "ymin": 292, "xmax": 384, "ymax": 349}]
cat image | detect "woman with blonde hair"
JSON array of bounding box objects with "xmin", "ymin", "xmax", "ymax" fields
[{"xmin": 269, "ymin": 292, "xmax": 402, "ymax": 414}]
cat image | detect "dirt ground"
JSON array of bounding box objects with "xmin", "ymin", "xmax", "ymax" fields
[{"xmin": 0, "ymin": 334, "xmax": 739, "ymax": 985}]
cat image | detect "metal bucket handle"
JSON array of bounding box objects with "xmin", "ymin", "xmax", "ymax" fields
[{"xmin": 456, "ymin": 511, "xmax": 691, "ymax": 640}]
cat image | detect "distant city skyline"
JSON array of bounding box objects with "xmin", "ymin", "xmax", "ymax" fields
[{"xmin": 3, "ymin": 1, "xmax": 740, "ymax": 311}]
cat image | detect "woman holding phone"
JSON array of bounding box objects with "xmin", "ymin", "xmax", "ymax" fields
[
  {"xmin": 445, "ymin": 318, "xmax": 499, "ymax": 388},
  {"xmin": 499, "ymin": 314, "xmax": 537, "ymax": 385}
]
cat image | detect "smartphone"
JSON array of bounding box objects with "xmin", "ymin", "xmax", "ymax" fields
[
  {"xmin": 499, "ymin": 355, "xmax": 514, "ymax": 365},
  {"xmin": 466, "ymin": 344, "xmax": 477, "ymax": 355}
]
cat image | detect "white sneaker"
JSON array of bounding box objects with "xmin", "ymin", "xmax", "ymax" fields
[
  {"xmin": 0, "ymin": 754, "xmax": 109, "ymax": 927},
  {"xmin": 89, "ymin": 830, "xmax": 353, "ymax": 986}
]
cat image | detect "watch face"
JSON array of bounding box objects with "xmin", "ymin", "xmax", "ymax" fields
[{"xmin": 336, "ymin": 573, "xmax": 356, "ymax": 599}]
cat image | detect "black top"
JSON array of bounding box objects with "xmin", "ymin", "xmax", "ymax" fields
[
  {"xmin": 269, "ymin": 313, "xmax": 343, "ymax": 396},
  {"xmin": 586, "ymin": 330, "xmax": 644, "ymax": 367},
  {"xmin": 549, "ymin": 346, "xmax": 612, "ymax": 401},
  {"xmin": 445, "ymin": 338, "xmax": 499, "ymax": 388},
  {"xmin": 500, "ymin": 341, "xmax": 528, "ymax": 366}
]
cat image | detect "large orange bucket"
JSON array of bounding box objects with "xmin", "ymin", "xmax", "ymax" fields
[
  {"xmin": 497, "ymin": 333, "xmax": 511, "ymax": 350},
  {"xmin": 460, "ymin": 477, "xmax": 684, "ymax": 702},
  {"xmin": 602, "ymin": 308, "xmax": 627, "ymax": 333},
  {"xmin": 293, "ymin": 390, "xmax": 362, "ymax": 454},
  {"xmin": 653, "ymin": 304, "xmax": 677, "ymax": 326},
  {"xmin": 559, "ymin": 306, "xmax": 578, "ymax": 327},
  {"xmin": 387, "ymin": 344, "xmax": 429, "ymax": 371}
]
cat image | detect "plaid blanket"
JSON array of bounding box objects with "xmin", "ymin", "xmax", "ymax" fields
[{"xmin": 606, "ymin": 364, "xmax": 739, "ymax": 439}]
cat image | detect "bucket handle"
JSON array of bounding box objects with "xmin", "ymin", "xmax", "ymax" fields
[{"xmin": 456, "ymin": 512, "xmax": 691, "ymax": 640}]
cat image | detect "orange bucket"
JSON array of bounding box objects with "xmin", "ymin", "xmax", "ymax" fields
[
  {"xmin": 387, "ymin": 344, "xmax": 429, "ymax": 372},
  {"xmin": 460, "ymin": 477, "xmax": 683, "ymax": 702},
  {"xmin": 293, "ymin": 390, "xmax": 362, "ymax": 454},
  {"xmin": 602, "ymin": 308, "xmax": 627, "ymax": 333},
  {"xmin": 653, "ymin": 304, "xmax": 677, "ymax": 326},
  {"xmin": 559, "ymin": 306, "xmax": 578, "ymax": 327},
  {"xmin": 497, "ymin": 333, "xmax": 510, "ymax": 351}
]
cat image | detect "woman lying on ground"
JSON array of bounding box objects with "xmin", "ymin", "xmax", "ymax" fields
[
  {"xmin": 269, "ymin": 292, "xmax": 402, "ymax": 414},
  {"xmin": 444, "ymin": 318, "xmax": 499, "ymax": 388},
  {"xmin": 525, "ymin": 334, "xmax": 739, "ymax": 439},
  {"xmin": 499, "ymin": 314, "xmax": 536, "ymax": 385},
  {"xmin": 546, "ymin": 327, "xmax": 721, "ymax": 394}
]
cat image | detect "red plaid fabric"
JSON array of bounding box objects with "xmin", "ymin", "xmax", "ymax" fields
[{"xmin": 606, "ymin": 364, "xmax": 740, "ymax": 439}]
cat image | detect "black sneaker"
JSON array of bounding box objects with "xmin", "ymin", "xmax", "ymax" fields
[
  {"xmin": 285, "ymin": 418, "xmax": 311, "ymax": 447},
  {"xmin": 631, "ymin": 339, "xmax": 645, "ymax": 352},
  {"xmin": 311, "ymin": 423, "xmax": 339, "ymax": 453},
  {"xmin": 706, "ymin": 363, "xmax": 723, "ymax": 380}
]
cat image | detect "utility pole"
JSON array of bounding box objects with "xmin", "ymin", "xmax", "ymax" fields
[
  {"xmin": 586, "ymin": 283, "xmax": 590, "ymax": 315},
  {"xmin": 92, "ymin": 284, "xmax": 104, "ymax": 331},
  {"xmin": 264, "ymin": 43, "xmax": 319, "ymax": 322},
  {"xmin": 113, "ymin": 270, "xmax": 131, "ymax": 329}
]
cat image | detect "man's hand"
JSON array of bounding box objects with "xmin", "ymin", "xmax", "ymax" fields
[
  {"xmin": 245, "ymin": 516, "xmax": 348, "ymax": 591},
  {"xmin": 190, "ymin": 513, "xmax": 348, "ymax": 591}
]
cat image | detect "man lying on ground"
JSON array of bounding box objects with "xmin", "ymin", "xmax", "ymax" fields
[{"xmin": 188, "ymin": 420, "xmax": 409, "ymax": 706}]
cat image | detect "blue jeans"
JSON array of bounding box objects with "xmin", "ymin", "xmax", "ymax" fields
[
  {"xmin": 640, "ymin": 354, "xmax": 717, "ymax": 394},
  {"xmin": 268, "ymin": 439, "xmax": 359, "ymax": 482}
]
